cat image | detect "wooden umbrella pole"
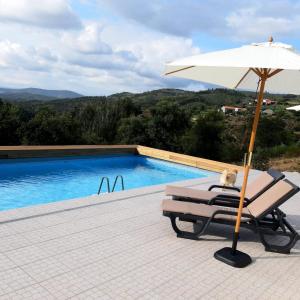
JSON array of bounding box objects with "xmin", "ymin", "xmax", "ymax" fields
[{"xmin": 232, "ymin": 73, "xmax": 267, "ymax": 253}]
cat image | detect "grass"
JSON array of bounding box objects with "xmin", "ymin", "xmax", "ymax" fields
[{"xmin": 269, "ymin": 156, "xmax": 300, "ymax": 172}]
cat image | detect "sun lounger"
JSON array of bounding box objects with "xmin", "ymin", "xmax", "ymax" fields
[
  {"xmin": 166, "ymin": 169, "xmax": 284, "ymax": 207},
  {"xmin": 162, "ymin": 179, "xmax": 299, "ymax": 254}
]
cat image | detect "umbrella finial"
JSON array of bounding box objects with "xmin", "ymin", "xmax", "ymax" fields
[{"xmin": 268, "ymin": 36, "xmax": 274, "ymax": 43}]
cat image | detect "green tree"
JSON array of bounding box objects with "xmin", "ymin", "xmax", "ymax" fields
[
  {"xmin": 0, "ymin": 100, "xmax": 22, "ymax": 145},
  {"xmin": 117, "ymin": 116, "xmax": 149, "ymax": 145},
  {"xmin": 146, "ymin": 101, "xmax": 190, "ymax": 151},
  {"xmin": 256, "ymin": 116, "xmax": 296, "ymax": 148},
  {"xmin": 181, "ymin": 111, "xmax": 225, "ymax": 160},
  {"xmin": 79, "ymin": 98, "xmax": 139, "ymax": 144},
  {"xmin": 21, "ymin": 107, "xmax": 82, "ymax": 145}
]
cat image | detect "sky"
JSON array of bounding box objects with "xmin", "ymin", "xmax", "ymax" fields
[{"xmin": 0, "ymin": 0, "xmax": 300, "ymax": 95}]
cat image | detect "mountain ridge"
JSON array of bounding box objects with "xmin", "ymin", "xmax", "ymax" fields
[{"xmin": 0, "ymin": 87, "xmax": 83, "ymax": 101}]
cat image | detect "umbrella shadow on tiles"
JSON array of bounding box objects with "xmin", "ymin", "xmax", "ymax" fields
[
  {"xmin": 178, "ymin": 214, "xmax": 300, "ymax": 248},
  {"xmin": 178, "ymin": 220, "xmax": 261, "ymax": 243},
  {"xmin": 286, "ymin": 214, "xmax": 300, "ymax": 231},
  {"xmin": 253, "ymin": 235, "xmax": 300, "ymax": 261}
]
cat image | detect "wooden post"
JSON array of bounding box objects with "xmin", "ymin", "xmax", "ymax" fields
[{"xmin": 231, "ymin": 71, "xmax": 267, "ymax": 252}]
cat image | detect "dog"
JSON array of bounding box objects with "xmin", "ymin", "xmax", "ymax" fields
[{"xmin": 220, "ymin": 169, "xmax": 238, "ymax": 187}]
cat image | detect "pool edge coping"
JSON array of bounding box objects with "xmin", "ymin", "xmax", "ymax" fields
[
  {"xmin": 0, "ymin": 175, "xmax": 221, "ymax": 224},
  {"xmin": 0, "ymin": 145, "xmax": 243, "ymax": 173}
]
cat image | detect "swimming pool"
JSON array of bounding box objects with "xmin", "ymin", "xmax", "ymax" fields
[{"xmin": 0, "ymin": 155, "xmax": 215, "ymax": 210}]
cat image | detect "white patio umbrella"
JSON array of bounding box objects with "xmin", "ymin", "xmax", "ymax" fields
[{"xmin": 165, "ymin": 37, "xmax": 300, "ymax": 268}]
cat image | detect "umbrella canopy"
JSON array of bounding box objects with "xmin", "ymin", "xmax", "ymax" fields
[
  {"xmin": 165, "ymin": 41, "xmax": 300, "ymax": 94},
  {"xmin": 164, "ymin": 38, "xmax": 300, "ymax": 268}
]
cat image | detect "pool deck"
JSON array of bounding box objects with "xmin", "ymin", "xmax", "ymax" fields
[{"xmin": 0, "ymin": 170, "xmax": 299, "ymax": 299}]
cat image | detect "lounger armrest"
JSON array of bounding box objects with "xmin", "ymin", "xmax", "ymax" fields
[
  {"xmin": 217, "ymin": 195, "xmax": 251, "ymax": 205},
  {"xmin": 267, "ymin": 169, "xmax": 285, "ymax": 181},
  {"xmin": 208, "ymin": 196, "xmax": 250, "ymax": 207},
  {"xmin": 208, "ymin": 185, "xmax": 240, "ymax": 193},
  {"xmin": 212, "ymin": 209, "xmax": 253, "ymax": 220},
  {"xmin": 215, "ymin": 194, "xmax": 249, "ymax": 201}
]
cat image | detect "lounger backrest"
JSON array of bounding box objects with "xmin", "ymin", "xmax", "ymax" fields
[
  {"xmin": 247, "ymin": 180, "xmax": 298, "ymax": 218},
  {"xmin": 245, "ymin": 170, "xmax": 281, "ymax": 200}
]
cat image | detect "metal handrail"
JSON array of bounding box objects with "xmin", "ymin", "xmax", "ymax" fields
[
  {"xmin": 112, "ymin": 175, "xmax": 125, "ymax": 192},
  {"xmin": 97, "ymin": 177, "xmax": 110, "ymax": 194}
]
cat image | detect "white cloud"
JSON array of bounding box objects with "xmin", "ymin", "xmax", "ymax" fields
[
  {"xmin": 226, "ymin": 6, "xmax": 299, "ymax": 41},
  {"xmin": 97, "ymin": 0, "xmax": 300, "ymax": 42},
  {"xmin": 101, "ymin": 23, "xmax": 201, "ymax": 78},
  {"xmin": 0, "ymin": 40, "xmax": 54, "ymax": 72},
  {"xmin": 64, "ymin": 23, "xmax": 112, "ymax": 54},
  {"xmin": 0, "ymin": 16, "xmax": 202, "ymax": 95},
  {"xmin": 57, "ymin": 21, "xmax": 202, "ymax": 94},
  {"xmin": 5, "ymin": 0, "xmax": 300, "ymax": 96},
  {"xmin": 0, "ymin": 0, "xmax": 82, "ymax": 29},
  {"xmin": 97, "ymin": 0, "xmax": 238, "ymax": 37}
]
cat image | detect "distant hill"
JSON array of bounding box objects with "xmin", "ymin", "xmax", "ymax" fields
[
  {"xmin": 0, "ymin": 87, "xmax": 83, "ymax": 101},
  {"xmin": 5, "ymin": 88, "xmax": 300, "ymax": 114},
  {"xmin": 107, "ymin": 88, "xmax": 253, "ymax": 109}
]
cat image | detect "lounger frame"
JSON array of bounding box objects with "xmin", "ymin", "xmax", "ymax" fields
[{"xmin": 163, "ymin": 180, "xmax": 299, "ymax": 254}]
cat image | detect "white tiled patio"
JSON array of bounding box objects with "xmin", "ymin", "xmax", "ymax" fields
[{"xmin": 0, "ymin": 171, "xmax": 299, "ymax": 299}]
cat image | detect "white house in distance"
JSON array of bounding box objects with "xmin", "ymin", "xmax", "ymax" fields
[
  {"xmin": 286, "ymin": 105, "xmax": 300, "ymax": 112},
  {"xmin": 255, "ymin": 98, "xmax": 276, "ymax": 105},
  {"xmin": 221, "ymin": 106, "xmax": 245, "ymax": 114}
]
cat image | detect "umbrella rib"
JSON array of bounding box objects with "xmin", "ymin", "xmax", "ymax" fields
[
  {"xmin": 234, "ymin": 68, "xmax": 251, "ymax": 88},
  {"xmin": 165, "ymin": 66, "xmax": 195, "ymax": 76},
  {"xmin": 250, "ymin": 68, "xmax": 262, "ymax": 77},
  {"xmin": 268, "ymin": 69, "xmax": 283, "ymax": 78}
]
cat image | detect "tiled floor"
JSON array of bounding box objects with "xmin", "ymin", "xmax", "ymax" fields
[{"xmin": 0, "ymin": 171, "xmax": 299, "ymax": 299}]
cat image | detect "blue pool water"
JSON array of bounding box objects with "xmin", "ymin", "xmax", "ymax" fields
[{"xmin": 0, "ymin": 155, "xmax": 214, "ymax": 211}]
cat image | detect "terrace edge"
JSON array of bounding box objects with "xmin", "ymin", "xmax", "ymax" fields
[{"xmin": 137, "ymin": 145, "xmax": 243, "ymax": 173}]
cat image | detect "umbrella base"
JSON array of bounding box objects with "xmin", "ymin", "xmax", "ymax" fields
[{"xmin": 214, "ymin": 247, "xmax": 252, "ymax": 268}]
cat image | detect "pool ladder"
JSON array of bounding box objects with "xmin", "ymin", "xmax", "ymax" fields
[{"xmin": 97, "ymin": 175, "xmax": 125, "ymax": 195}]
